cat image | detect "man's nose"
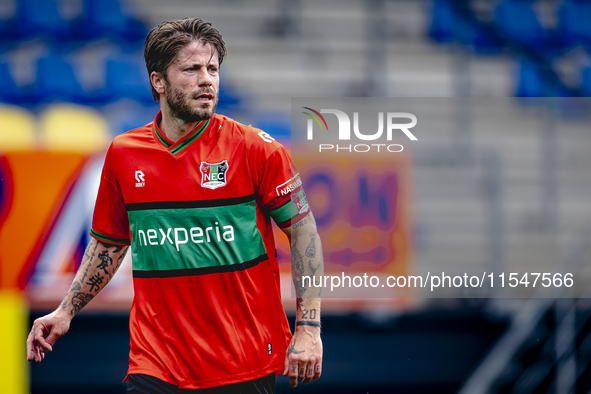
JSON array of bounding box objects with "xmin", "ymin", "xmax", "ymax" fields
[{"xmin": 197, "ymin": 68, "xmax": 213, "ymax": 87}]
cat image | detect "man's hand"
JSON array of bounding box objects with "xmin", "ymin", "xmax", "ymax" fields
[
  {"xmin": 25, "ymin": 239, "xmax": 129, "ymax": 363},
  {"xmin": 283, "ymin": 326, "xmax": 323, "ymax": 387},
  {"xmin": 26, "ymin": 309, "xmax": 71, "ymax": 363}
]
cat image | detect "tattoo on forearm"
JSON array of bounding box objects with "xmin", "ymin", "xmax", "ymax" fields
[
  {"xmin": 80, "ymin": 241, "xmax": 99, "ymax": 283},
  {"xmin": 301, "ymin": 308, "xmax": 317, "ymax": 320},
  {"xmin": 305, "ymin": 235, "xmax": 316, "ymax": 257},
  {"xmin": 61, "ymin": 242, "xmax": 128, "ymax": 315},
  {"xmin": 288, "ymin": 339, "xmax": 305, "ymax": 354},
  {"xmin": 80, "ymin": 264, "xmax": 90, "ymax": 284},
  {"xmin": 86, "ymin": 273, "xmax": 104, "ymax": 292},
  {"xmin": 292, "ymin": 218, "xmax": 308, "ymax": 230},
  {"xmin": 97, "ymin": 250, "xmax": 112, "ymax": 275},
  {"xmin": 83, "ymin": 240, "xmax": 97, "ymax": 262},
  {"xmin": 70, "ymin": 292, "xmax": 94, "ymax": 315},
  {"xmin": 61, "ymin": 281, "xmax": 82, "ymax": 309},
  {"xmin": 115, "ymin": 247, "xmax": 129, "ymax": 271},
  {"xmin": 308, "ymin": 259, "xmax": 319, "ymax": 275},
  {"xmin": 291, "ymin": 239, "xmax": 307, "ymax": 297},
  {"xmin": 296, "ymin": 321, "xmax": 321, "ymax": 327}
]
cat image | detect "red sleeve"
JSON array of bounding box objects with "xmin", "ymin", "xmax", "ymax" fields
[
  {"xmin": 90, "ymin": 143, "xmax": 131, "ymax": 245},
  {"xmin": 257, "ymin": 145, "xmax": 310, "ymax": 228}
]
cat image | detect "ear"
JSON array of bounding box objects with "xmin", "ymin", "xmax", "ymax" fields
[{"xmin": 150, "ymin": 71, "xmax": 166, "ymax": 96}]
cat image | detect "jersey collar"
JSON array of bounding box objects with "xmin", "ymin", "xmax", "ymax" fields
[{"xmin": 152, "ymin": 111, "xmax": 212, "ymax": 155}]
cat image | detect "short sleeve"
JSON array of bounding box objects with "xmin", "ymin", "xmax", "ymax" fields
[
  {"xmin": 90, "ymin": 144, "xmax": 131, "ymax": 245},
  {"xmin": 258, "ymin": 146, "xmax": 310, "ymax": 228}
]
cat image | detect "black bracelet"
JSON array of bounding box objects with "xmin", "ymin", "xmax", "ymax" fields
[{"xmin": 296, "ymin": 321, "xmax": 321, "ymax": 327}]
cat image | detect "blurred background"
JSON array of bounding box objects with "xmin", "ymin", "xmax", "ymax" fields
[{"xmin": 1, "ymin": 0, "xmax": 591, "ymax": 392}]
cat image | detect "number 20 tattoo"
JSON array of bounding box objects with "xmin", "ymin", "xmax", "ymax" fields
[{"xmin": 301, "ymin": 308, "xmax": 317, "ymax": 320}]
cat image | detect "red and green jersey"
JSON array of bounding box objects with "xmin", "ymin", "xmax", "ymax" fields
[{"xmin": 90, "ymin": 111, "xmax": 309, "ymax": 389}]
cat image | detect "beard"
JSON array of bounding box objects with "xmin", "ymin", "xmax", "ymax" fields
[{"xmin": 165, "ymin": 86, "xmax": 218, "ymax": 124}]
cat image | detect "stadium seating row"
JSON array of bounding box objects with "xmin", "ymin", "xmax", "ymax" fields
[
  {"xmin": 0, "ymin": 53, "xmax": 153, "ymax": 105},
  {"xmin": 0, "ymin": 0, "xmax": 146, "ymax": 41},
  {"xmin": 0, "ymin": 104, "xmax": 110, "ymax": 153},
  {"xmin": 0, "ymin": 0, "xmax": 245, "ymax": 110},
  {"xmin": 429, "ymin": 0, "xmax": 591, "ymax": 97},
  {"xmin": 0, "ymin": 51, "xmax": 244, "ymax": 110},
  {"xmin": 515, "ymin": 58, "xmax": 591, "ymax": 97},
  {"xmin": 430, "ymin": 0, "xmax": 591, "ymax": 52}
]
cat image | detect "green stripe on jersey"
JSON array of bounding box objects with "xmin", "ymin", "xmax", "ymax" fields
[
  {"xmin": 170, "ymin": 119, "xmax": 210, "ymax": 155},
  {"xmin": 128, "ymin": 199, "xmax": 267, "ymax": 273},
  {"xmin": 90, "ymin": 229, "xmax": 130, "ymax": 245},
  {"xmin": 269, "ymin": 200, "xmax": 292, "ymax": 225},
  {"xmin": 270, "ymin": 189, "xmax": 310, "ymax": 227},
  {"xmin": 153, "ymin": 124, "xmax": 172, "ymax": 148}
]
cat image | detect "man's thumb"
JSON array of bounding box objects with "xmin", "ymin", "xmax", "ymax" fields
[{"xmin": 45, "ymin": 325, "xmax": 66, "ymax": 347}]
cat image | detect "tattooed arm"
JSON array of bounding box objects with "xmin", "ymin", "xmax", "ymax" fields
[
  {"xmin": 26, "ymin": 238, "xmax": 129, "ymax": 362},
  {"xmin": 281, "ymin": 212, "xmax": 323, "ymax": 387}
]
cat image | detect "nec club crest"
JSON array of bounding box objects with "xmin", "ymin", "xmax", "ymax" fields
[
  {"xmin": 291, "ymin": 189, "xmax": 309, "ymax": 214},
  {"xmin": 200, "ymin": 160, "xmax": 229, "ymax": 189}
]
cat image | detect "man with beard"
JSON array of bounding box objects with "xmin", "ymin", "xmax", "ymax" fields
[{"xmin": 26, "ymin": 18, "xmax": 323, "ymax": 393}]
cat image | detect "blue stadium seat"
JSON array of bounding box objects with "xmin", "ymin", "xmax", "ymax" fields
[
  {"xmin": 428, "ymin": 1, "xmax": 504, "ymax": 53},
  {"xmin": 470, "ymin": 24, "xmax": 506, "ymax": 54},
  {"xmin": 104, "ymin": 101, "xmax": 159, "ymax": 136},
  {"xmin": 516, "ymin": 58, "xmax": 545, "ymax": 97},
  {"xmin": 0, "ymin": 62, "xmax": 20, "ymax": 103},
  {"xmin": 581, "ymin": 67, "xmax": 591, "ymax": 96},
  {"xmin": 0, "ymin": 6, "xmax": 11, "ymax": 39},
  {"xmin": 494, "ymin": 0, "xmax": 548, "ymax": 48},
  {"xmin": 428, "ymin": 0, "xmax": 457, "ymax": 43},
  {"xmin": 516, "ymin": 58, "xmax": 567, "ymax": 97},
  {"xmin": 217, "ymin": 81, "xmax": 243, "ymax": 113},
  {"xmin": 559, "ymin": 0, "xmax": 591, "ymax": 46},
  {"xmin": 251, "ymin": 113, "xmax": 291, "ymax": 142},
  {"xmin": 35, "ymin": 55, "xmax": 86, "ymax": 103},
  {"xmin": 105, "ymin": 58, "xmax": 153, "ymax": 103},
  {"xmin": 12, "ymin": 0, "xmax": 69, "ymax": 38},
  {"xmin": 81, "ymin": 0, "xmax": 146, "ymax": 40}
]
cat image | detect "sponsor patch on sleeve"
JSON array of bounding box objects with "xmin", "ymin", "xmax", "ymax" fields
[
  {"xmin": 291, "ymin": 189, "xmax": 309, "ymax": 215},
  {"xmin": 275, "ymin": 173, "xmax": 303, "ymax": 197}
]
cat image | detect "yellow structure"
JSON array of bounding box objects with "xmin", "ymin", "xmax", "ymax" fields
[
  {"xmin": 40, "ymin": 104, "xmax": 110, "ymax": 153},
  {"xmin": 0, "ymin": 289, "xmax": 29, "ymax": 394},
  {"xmin": 0, "ymin": 105, "xmax": 36, "ymax": 151}
]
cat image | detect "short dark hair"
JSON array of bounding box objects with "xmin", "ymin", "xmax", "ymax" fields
[{"xmin": 144, "ymin": 17, "xmax": 227, "ymax": 101}]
